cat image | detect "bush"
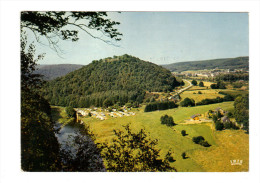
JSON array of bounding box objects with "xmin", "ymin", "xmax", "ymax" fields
[
  {"xmin": 224, "ymin": 121, "xmax": 239, "ymax": 130},
  {"xmin": 144, "ymin": 101, "xmax": 178, "ymax": 112},
  {"xmin": 199, "ymin": 81, "xmax": 204, "ymax": 87},
  {"xmin": 198, "ymin": 91, "xmax": 202, "ymax": 94},
  {"xmin": 191, "ymin": 80, "xmax": 197, "ymax": 86},
  {"xmin": 233, "ymin": 82, "xmax": 243, "ymax": 88},
  {"xmin": 181, "ymin": 130, "xmax": 186, "ymax": 136},
  {"xmin": 160, "ymin": 114, "xmax": 176, "ymax": 126},
  {"xmin": 99, "ymin": 124, "xmax": 177, "ymax": 171},
  {"xmin": 215, "ymin": 121, "xmax": 224, "ymax": 131},
  {"xmin": 192, "ymin": 136, "xmax": 211, "ymax": 147},
  {"xmin": 192, "ymin": 136, "xmax": 205, "ymax": 144},
  {"xmin": 65, "ymin": 106, "xmax": 76, "ymax": 118},
  {"xmin": 210, "ymin": 81, "xmax": 226, "ymax": 89},
  {"xmin": 168, "ymin": 156, "xmax": 175, "ymax": 162},
  {"xmin": 200, "ymin": 141, "xmax": 211, "ymax": 147},
  {"xmin": 181, "ymin": 152, "xmax": 186, "ymax": 159},
  {"xmin": 180, "ymin": 98, "xmax": 195, "ymax": 107}
]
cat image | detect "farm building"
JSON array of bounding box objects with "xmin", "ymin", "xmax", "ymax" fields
[{"xmin": 191, "ymin": 114, "xmax": 201, "ymax": 120}]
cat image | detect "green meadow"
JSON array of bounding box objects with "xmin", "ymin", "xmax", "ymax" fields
[{"xmin": 69, "ymin": 101, "xmax": 248, "ymax": 172}]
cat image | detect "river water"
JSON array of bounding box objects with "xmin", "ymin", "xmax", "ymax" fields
[{"xmin": 54, "ymin": 122, "xmax": 106, "ymax": 171}]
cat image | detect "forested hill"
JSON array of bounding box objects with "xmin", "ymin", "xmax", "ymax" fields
[
  {"xmin": 162, "ymin": 56, "xmax": 249, "ymax": 72},
  {"xmin": 35, "ymin": 64, "xmax": 84, "ymax": 80},
  {"xmin": 42, "ymin": 54, "xmax": 181, "ymax": 108}
]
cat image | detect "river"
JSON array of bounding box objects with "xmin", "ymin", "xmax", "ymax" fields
[{"xmin": 54, "ymin": 121, "xmax": 106, "ymax": 171}]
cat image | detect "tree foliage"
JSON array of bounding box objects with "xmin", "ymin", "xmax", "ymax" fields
[
  {"xmin": 144, "ymin": 101, "xmax": 178, "ymax": 112},
  {"xmin": 181, "ymin": 130, "xmax": 187, "ymax": 136},
  {"xmin": 160, "ymin": 115, "xmax": 176, "ymax": 126},
  {"xmin": 199, "ymin": 81, "xmax": 204, "ymax": 87},
  {"xmin": 215, "ymin": 121, "xmax": 224, "ymax": 131},
  {"xmin": 192, "ymin": 136, "xmax": 211, "ymax": 147},
  {"xmin": 65, "ymin": 106, "xmax": 76, "ymax": 118},
  {"xmin": 234, "ymin": 94, "xmax": 249, "ymax": 132},
  {"xmin": 42, "ymin": 55, "xmax": 181, "ymax": 108},
  {"xmin": 180, "ymin": 98, "xmax": 195, "ymax": 107},
  {"xmin": 191, "ymin": 80, "xmax": 197, "ymax": 86},
  {"xmin": 21, "ymin": 35, "xmax": 60, "ymax": 171},
  {"xmin": 20, "ymin": 11, "xmax": 126, "ymax": 171},
  {"xmin": 98, "ymin": 124, "xmax": 177, "ymax": 172},
  {"xmin": 210, "ymin": 81, "xmax": 226, "ymax": 89},
  {"xmin": 21, "ymin": 11, "xmax": 122, "ymax": 53}
]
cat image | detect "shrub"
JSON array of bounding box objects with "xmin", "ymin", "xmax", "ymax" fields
[
  {"xmin": 227, "ymin": 111, "xmax": 233, "ymax": 118},
  {"xmin": 181, "ymin": 152, "xmax": 187, "ymax": 159},
  {"xmin": 199, "ymin": 81, "xmax": 204, "ymax": 87},
  {"xmin": 210, "ymin": 81, "xmax": 226, "ymax": 89},
  {"xmin": 168, "ymin": 156, "xmax": 175, "ymax": 162},
  {"xmin": 65, "ymin": 106, "xmax": 76, "ymax": 118},
  {"xmin": 192, "ymin": 136, "xmax": 205, "ymax": 144},
  {"xmin": 160, "ymin": 114, "xmax": 176, "ymax": 126},
  {"xmin": 181, "ymin": 130, "xmax": 186, "ymax": 136},
  {"xmin": 198, "ymin": 91, "xmax": 202, "ymax": 94},
  {"xmin": 192, "ymin": 136, "xmax": 211, "ymax": 147},
  {"xmin": 200, "ymin": 141, "xmax": 211, "ymax": 147},
  {"xmin": 99, "ymin": 124, "xmax": 177, "ymax": 172},
  {"xmin": 215, "ymin": 121, "xmax": 224, "ymax": 131},
  {"xmin": 180, "ymin": 98, "xmax": 195, "ymax": 107},
  {"xmin": 144, "ymin": 101, "xmax": 178, "ymax": 112},
  {"xmin": 191, "ymin": 80, "xmax": 197, "ymax": 86}
]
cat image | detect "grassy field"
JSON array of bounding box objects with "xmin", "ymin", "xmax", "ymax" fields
[
  {"xmin": 76, "ymin": 101, "xmax": 248, "ymax": 172},
  {"xmin": 180, "ymin": 88, "xmax": 225, "ymax": 103}
]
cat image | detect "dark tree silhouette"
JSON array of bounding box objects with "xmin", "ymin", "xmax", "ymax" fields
[
  {"xmin": 98, "ymin": 124, "xmax": 177, "ymax": 172},
  {"xmin": 21, "ymin": 11, "xmax": 123, "ymax": 54},
  {"xmin": 20, "ymin": 11, "xmax": 123, "ymax": 171}
]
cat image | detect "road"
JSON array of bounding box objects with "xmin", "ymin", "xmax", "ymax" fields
[{"xmin": 176, "ymin": 79, "xmax": 192, "ymax": 94}]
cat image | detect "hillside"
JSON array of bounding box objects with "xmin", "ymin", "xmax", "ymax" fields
[
  {"xmin": 42, "ymin": 54, "xmax": 181, "ymax": 108},
  {"xmin": 162, "ymin": 56, "xmax": 249, "ymax": 72},
  {"xmin": 35, "ymin": 64, "xmax": 84, "ymax": 80}
]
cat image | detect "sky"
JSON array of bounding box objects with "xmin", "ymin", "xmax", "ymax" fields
[{"xmin": 29, "ymin": 12, "xmax": 249, "ymax": 65}]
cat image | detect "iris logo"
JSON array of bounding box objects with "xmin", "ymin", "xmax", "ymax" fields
[{"xmin": 230, "ymin": 160, "xmax": 243, "ymax": 165}]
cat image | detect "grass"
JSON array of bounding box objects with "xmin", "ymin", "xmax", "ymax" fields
[
  {"xmin": 189, "ymin": 129, "xmax": 249, "ymax": 172},
  {"xmin": 180, "ymin": 89, "xmax": 225, "ymax": 103},
  {"xmin": 78, "ymin": 101, "xmax": 248, "ymax": 172}
]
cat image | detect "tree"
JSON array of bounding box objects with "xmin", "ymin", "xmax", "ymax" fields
[
  {"xmin": 234, "ymin": 94, "xmax": 249, "ymax": 132},
  {"xmin": 192, "ymin": 136, "xmax": 211, "ymax": 147},
  {"xmin": 191, "ymin": 80, "xmax": 197, "ymax": 86},
  {"xmin": 181, "ymin": 152, "xmax": 187, "ymax": 159},
  {"xmin": 199, "ymin": 81, "xmax": 204, "ymax": 87},
  {"xmin": 21, "ymin": 11, "xmax": 123, "ymax": 171},
  {"xmin": 215, "ymin": 121, "xmax": 224, "ymax": 131},
  {"xmin": 160, "ymin": 115, "xmax": 176, "ymax": 126},
  {"xmin": 180, "ymin": 98, "xmax": 195, "ymax": 107},
  {"xmin": 21, "ymin": 11, "xmax": 122, "ymax": 54},
  {"xmin": 210, "ymin": 83, "xmax": 218, "ymax": 89},
  {"xmin": 181, "ymin": 130, "xmax": 187, "ymax": 136},
  {"xmin": 98, "ymin": 124, "xmax": 177, "ymax": 172},
  {"xmin": 21, "ymin": 35, "xmax": 60, "ymax": 171},
  {"xmin": 65, "ymin": 106, "xmax": 76, "ymax": 118}
]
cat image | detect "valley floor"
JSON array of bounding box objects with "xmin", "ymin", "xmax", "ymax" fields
[{"xmin": 58, "ymin": 101, "xmax": 248, "ymax": 172}]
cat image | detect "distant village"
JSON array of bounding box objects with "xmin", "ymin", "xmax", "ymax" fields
[{"xmin": 173, "ymin": 68, "xmax": 248, "ymax": 78}]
